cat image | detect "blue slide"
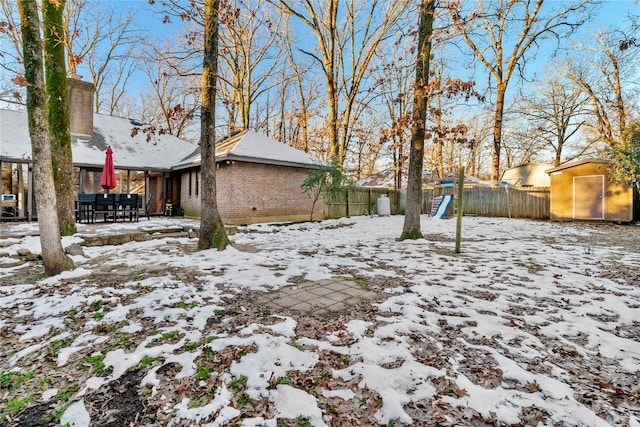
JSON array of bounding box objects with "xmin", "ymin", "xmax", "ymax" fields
[{"xmin": 432, "ymin": 194, "xmax": 453, "ymax": 219}]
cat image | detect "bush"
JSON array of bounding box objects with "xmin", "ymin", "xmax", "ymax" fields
[{"xmin": 609, "ymin": 122, "xmax": 640, "ymax": 188}]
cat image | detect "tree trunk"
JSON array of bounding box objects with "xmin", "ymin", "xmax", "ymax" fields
[
  {"xmin": 400, "ymin": 0, "xmax": 435, "ymax": 241},
  {"xmin": 277, "ymin": 67, "xmax": 286, "ymax": 142},
  {"xmin": 198, "ymin": 0, "xmax": 230, "ymax": 251},
  {"xmin": 18, "ymin": 0, "xmax": 74, "ymax": 276},
  {"xmin": 492, "ymin": 82, "xmax": 507, "ymax": 184},
  {"xmin": 398, "ymin": 138, "xmax": 404, "ymax": 190},
  {"xmin": 241, "ymin": 52, "xmax": 251, "ymax": 129},
  {"xmin": 325, "ymin": 0, "xmax": 339, "ymax": 164},
  {"xmin": 284, "ymin": 18, "xmax": 310, "ymax": 152},
  {"xmin": 554, "ymin": 138, "xmax": 563, "ymax": 167},
  {"xmin": 338, "ymin": 98, "xmax": 353, "ymax": 165},
  {"xmin": 327, "ymin": 67, "xmax": 339, "ymax": 163},
  {"xmin": 435, "ymin": 92, "xmax": 444, "ymax": 179},
  {"xmin": 300, "ymin": 94, "xmax": 309, "ymax": 152},
  {"xmin": 43, "ymin": 0, "xmax": 76, "ymax": 236}
]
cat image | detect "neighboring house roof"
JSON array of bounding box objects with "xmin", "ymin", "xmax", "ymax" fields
[
  {"xmin": 501, "ymin": 163, "xmax": 553, "ymax": 186},
  {"xmin": 438, "ymin": 172, "xmax": 489, "ymax": 187},
  {"xmin": 355, "ymin": 168, "xmax": 437, "ymax": 188},
  {"xmin": 355, "ymin": 168, "xmax": 402, "ymax": 187},
  {"xmin": 174, "ymin": 129, "xmax": 323, "ymax": 170},
  {"xmin": 545, "ymin": 158, "xmax": 609, "ymax": 174},
  {"xmin": 355, "ymin": 168, "xmax": 488, "ymax": 188},
  {"xmin": 0, "ymin": 109, "xmax": 198, "ymax": 171}
]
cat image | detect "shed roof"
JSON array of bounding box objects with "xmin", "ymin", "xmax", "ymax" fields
[
  {"xmin": 0, "ymin": 109, "xmax": 198, "ymax": 171},
  {"xmin": 545, "ymin": 158, "xmax": 609, "ymax": 174},
  {"xmin": 173, "ymin": 129, "xmax": 323, "ymax": 170}
]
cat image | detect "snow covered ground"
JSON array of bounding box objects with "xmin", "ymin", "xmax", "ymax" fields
[{"xmin": 0, "ymin": 215, "xmax": 639, "ymax": 426}]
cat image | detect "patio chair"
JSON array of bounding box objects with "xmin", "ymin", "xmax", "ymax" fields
[
  {"xmin": 76, "ymin": 193, "xmax": 96, "ymax": 223},
  {"xmin": 118, "ymin": 193, "xmax": 139, "ymax": 222},
  {"xmin": 93, "ymin": 193, "xmax": 117, "ymax": 222}
]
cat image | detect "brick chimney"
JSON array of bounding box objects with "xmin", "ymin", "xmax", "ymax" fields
[{"xmin": 67, "ymin": 74, "xmax": 95, "ymax": 135}]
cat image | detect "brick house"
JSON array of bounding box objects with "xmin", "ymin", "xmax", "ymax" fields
[
  {"xmin": 1, "ymin": 78, "xmax": 198, "ymax": 220},
  {"xmin": 174, "ymin": 130, "xmax": 324, "ymax": 225},
  {"xmin": 1, "ymin": 77, "xmax": 324, "ymax": 224}
]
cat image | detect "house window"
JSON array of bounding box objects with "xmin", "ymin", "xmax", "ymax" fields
[
  {"xmin": 196, "ymin": 170, "xmax": 199, "ymax": 196},
  {"xmin": 188, "ymin": 170, "xmax": 192, "ymax": 196},
  {"xmin": 129, "ymin": 171, "xmax": 145, "ymax": 195},
  {"xmin": 1, "ymin": 162, "xmax": 28, "ymax": 219}
]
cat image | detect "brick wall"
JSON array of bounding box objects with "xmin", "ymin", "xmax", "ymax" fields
[
  {"xmin": 67, "ymin": 77, "xmax": 94, "ymax": 136},
  {"xmin": 179, "ymin": 161, "xmax": 325, "ymax": 224}
]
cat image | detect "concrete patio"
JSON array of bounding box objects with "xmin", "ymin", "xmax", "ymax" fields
[{"xmin": 255, "ymin": 277, "xmax": 379, "ymax": 316}]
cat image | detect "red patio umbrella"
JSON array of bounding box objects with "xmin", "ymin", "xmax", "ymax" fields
[{"xmin": 100, "ymin": 146, "xmax": 117, "ymax": 193}]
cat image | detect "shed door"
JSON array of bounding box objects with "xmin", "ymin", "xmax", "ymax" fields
[{"xmin": 573, "ymin": 175, "xmax": 604, "ymax": 219}]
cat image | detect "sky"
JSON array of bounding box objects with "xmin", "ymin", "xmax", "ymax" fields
[
  {"xmin": 72, "ymin": 0, "xmax": 638, "ymax": 82},
  {"xmin": 2, "ymin": 0, "xmax": 637, "ymax": 101},
  {"xmin": 1, "ymin": 0, "xmax": 638, "ymax": 172},
  {"xmin": 1, "ymin": 214, "xmax": 639, "ymax": 426}
]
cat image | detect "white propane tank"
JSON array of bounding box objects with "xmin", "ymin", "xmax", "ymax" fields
[{"xmin": 377, "ymin": 195, "xmax": 391, "ymax": 216}]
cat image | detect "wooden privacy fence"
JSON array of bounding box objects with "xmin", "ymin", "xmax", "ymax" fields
[
  {"xmin": 324, "ymin": 187, "xmax": 404, "ymax": 218},
  {"xmin": 454, "ymin": 186, "xmax": 550, "ymax": 219},
  {"xmin": 324, "ymin": 186, "xmax": 550, "ymax": 220}
]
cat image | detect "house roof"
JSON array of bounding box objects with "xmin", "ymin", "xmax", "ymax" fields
[
  {"xmin": 545, "ymin": 158, "xmax": 609, "ymax": 174},
  {"xmin": 173, "ymin": 129, "xmax": 323, "ymax": 170},
  {"xmin": 501, "ymin": 163, "xmax": 553, "ymax": 186},
  {"xmin": 355, "ymin": 167, "xmax": 437, "ymax": 188},
  {"xmin": 0, "ymin": 109, "xmax": 198, "ymax": 171},
  {"xmin": 355, "ymin": 168, "xmax": 488, "ymax": 188},
  {"xmin": 504, "ymin": 163, "xmax": 554, "ymax": 171}
]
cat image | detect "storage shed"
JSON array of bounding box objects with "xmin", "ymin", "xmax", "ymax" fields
[{"xmin": 546, "ymin": 159, "xmax": 636, "ymax": 222}]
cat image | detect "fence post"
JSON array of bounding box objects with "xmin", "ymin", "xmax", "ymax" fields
[
  {"xmin": 346, "ymin": 188, "xmax": 350, "ymax": 218},
  {"xmin": 455, "ymin": 166, "xmax": 464, "ymax": 254}
]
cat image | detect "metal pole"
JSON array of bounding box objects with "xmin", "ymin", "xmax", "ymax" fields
[{"xmin": 455, "ymin": 166, "xmax": 465, "ymax": 254}]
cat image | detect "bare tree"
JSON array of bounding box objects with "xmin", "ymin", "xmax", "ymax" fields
[
  {"xmin": 446, "ymin": 0, "xmax": 597, "ymax": 183},
  {"xmin": 1, "ymin": 0, "xmax": 142, "ymax": 113},
  {"xmin": 0, "ymin": 0, "xmax": 26, "ymax": 105},
  {"xmin": 278, "ymin": 0, "xmax": 408, "ymax": 166},
  {"xmin": 198, "ymin": 0, "xmax": 229, "ymax": 251},
  {"xmin": 373, "ymin": 48, "xmax": 413, "ymax": 189},
  {"xmin": 501, "ymin": 118, "xmax": 547, "ymax": 167},
  {"xmin": 147, "ymin": 0, "xmax": 285, "ymax": 138},
  {"xmin": 461, "ymin": 112, "xmax": 493, "ymax": 178},
  {"xmin": 401, "ymin": 0, "xmax": 435, "ymax": 241},
  {"xmin": 137, "ymin": 43, "xmax": 200, "ymax": 140},
  {"xmin": 424, "ymin": 65, "xmax": 483, "ymax": 179},
  {"xmin": 278, "ymin": 15, "xmax": 320, "ymax": 151},
  {"xmin": 351, "ymin": 112, "xmax": 386, "ymax": 180},
  {"xmin": 568, "ymin": 28, "xmax": 638, "ymax": 147},
  {"xmin": 17, "ymin": 0, "xmax": 74, "ymax": 275},
  {"xmin": 515, "ymin": 67, "xmax": 589, "ymax": 166},
  {"xmin": 63, "ymin": 0, "xmax": 141, "ymax": 114},
  {"xmin": 217, "ymin": 0, "xmax": 282, "ymax": 132}
]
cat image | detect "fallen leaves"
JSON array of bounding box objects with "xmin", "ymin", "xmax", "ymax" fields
[{"xmin": 11, "ymin": 76, "xmax": 28, "ymax": 87}]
